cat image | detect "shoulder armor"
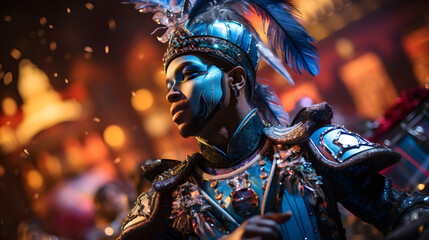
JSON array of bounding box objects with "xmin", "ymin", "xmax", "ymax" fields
[
  {"xmin": 264, "ymin": 102, "xmax": 333, "ymax": 144},
  {"xmin": 118, "ymin": 153, "xmax": 202, "ymax": 240},
  {"xmin": 308, "ymin": 125, "xmax": 400, "ymax": 172},
  {"xmin": 119, "ymin": 188, "xmax": 158, "ymax": 240}
]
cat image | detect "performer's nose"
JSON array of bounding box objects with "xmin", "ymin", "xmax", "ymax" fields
[{"xmin": 166, "ymin": 88, "xmax": 181, "ymax": 103}]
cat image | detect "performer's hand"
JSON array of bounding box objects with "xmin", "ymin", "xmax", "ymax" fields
[{"xmin": 224, "ymin": 212, "xmax": 292, "ymax": 240}]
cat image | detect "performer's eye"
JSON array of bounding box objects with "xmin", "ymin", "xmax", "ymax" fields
[
  {"xmin": 166, "ymin": 81, "xmax": 173, "ymax": 91},
  {"xmin": 182, "ymin": 70, "xmax": 199, "ymax": 80}
]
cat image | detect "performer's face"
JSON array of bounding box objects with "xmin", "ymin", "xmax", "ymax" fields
[{"xmin": 166, "ymin": 55, "xmax": 226, "ymax": 137}]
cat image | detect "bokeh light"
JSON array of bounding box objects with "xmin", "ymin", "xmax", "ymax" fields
[
  {"xmin": 103, "ymin": 125, "xmax": 125, "ymax": 148},
  {"xmin": 131, "ymin": 89, "xmax": 153, "ymax": 112},
  {"xmin": 143, "ymin": 110, "xmax": 171, "ymax": 138},
  {"xmin": 1, "ymin": 97, "xmax": 18, "ymax": 116},
  {"xmin": 27, "ymin": 169, "xmax": 44, "ymax": 189}
]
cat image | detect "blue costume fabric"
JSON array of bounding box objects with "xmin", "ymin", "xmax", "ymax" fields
[{"xmin": 118, "ymin": 103, "xmax": 429, "ymax": 240}]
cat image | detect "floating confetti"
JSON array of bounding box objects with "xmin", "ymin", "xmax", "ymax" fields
[
  {"xmin": 23, "ymin": 149, "xmax": 29, "ymax": 155},
  {"xmin": 105, "ymin": 45, "xmax": 109, "ymax": 54},
  {"xmin": 85, "ymin": 2, "xmax": 94, "ymax": 11},
  {"xmin": 66, "ymin": 8, "xmax": 71, "ymax": 14},
  {"xmin": 108, "ymin": 19, "xmax": 116, "ymax": 31},
  {"xmin": 84, "ymin": 46, "xmax": 93, "ymax": 53},
  {"xmin": 131, "ymin": 91, "xmax": 136, "ymax": 96},
  {"xmin": 39, "ymin": 16, "xmax": 47, "ymax": 26},
  {"xmin": 93, "ymin": 117, "xmax": 101, "ymax": 123},
  {"xmin": 4, "ymin": 16, "xmax": 12, "ymax": 22},
  {"xmin": 114, "ymin": 157, "xmax": 121, "ymax": 164},
  {"xmin": 45, "ymin": 56, "xmax": 53, "ymax": 63},
  {"xmin": 10, "ymin": 49, "xmax": 21, "ymax": 60},
  {"xmin": 84, "ymin": 52, "xmax": 92, "ymax": 59},
  {"xmin": 4, "ymin": 72, "xmax": 12, "ymax": 85},
  {"xmin": 49, "ymin": 41, "xmax": 57, "ymax": 51},
  {"xmin": 65, "ymin": 78, "xmax": 69, "ymax": 84},
  {"xmin": 48, "ymin": 24, "xmax": 54, "ymax": 29},
  {"xmin": 64, "ymin": 53, "xmax": 71, "ymax": 60},
  {"xmin": 54, "ymin": 73, "xmax": 58, "ymax": 77},
  {"xmin": 37, "ymin": 29, "xmax": 44, "ymax": 37}
]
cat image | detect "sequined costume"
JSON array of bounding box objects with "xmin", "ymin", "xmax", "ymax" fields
[
  {"xmin": 118, "ymin": 103, "xmax": 429, "ymax": 240},
  {"xmin": 119, "ymin": 0, "xmax": 429, "ymax": 239}
]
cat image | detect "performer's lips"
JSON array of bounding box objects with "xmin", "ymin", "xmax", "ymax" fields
[{"xmin": 171, "ymin": 102, "xmax": 189, "ymax": 122}]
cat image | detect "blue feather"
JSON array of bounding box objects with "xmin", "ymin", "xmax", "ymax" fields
[
  {"xmin": 186, "ymin": 0, "xmax": 319, "ymax": 76},
  {"xmin": 245, "ymin": 0, "xmax": 319, "ymax": 76},
  {"xmin": 251, "ymin": 83, "xmax": 289, "ymax": 125}
]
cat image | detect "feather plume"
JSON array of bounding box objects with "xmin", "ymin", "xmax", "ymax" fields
[
  {"xmin": 247, "ymin": 0, "xmax": 319, "ymax": 76},
  {"xmin": 127, "ymin": 0, "xmax": 319, "ymax": 79},
  {"xmin": 186, "ymin": 0, "xmax": 319, "ymax": 77},
  {"xmin": 251, "ymin": 83, "xmax": 289, "ymax": 126}
]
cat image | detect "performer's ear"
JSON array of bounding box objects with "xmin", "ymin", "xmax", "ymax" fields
[{"xmin": 227, "ymin": 66, "xmax": 246, "ymax": 93}]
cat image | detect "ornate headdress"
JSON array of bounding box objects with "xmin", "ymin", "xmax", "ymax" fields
[{"xmin": 128, "ymin": 0, "xmax": 319, "ymax": 125}]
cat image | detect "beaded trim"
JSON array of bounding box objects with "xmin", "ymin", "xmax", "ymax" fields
[{"xmin": 163, "ymin": 30, "xmax": 257, "ymax": 84}]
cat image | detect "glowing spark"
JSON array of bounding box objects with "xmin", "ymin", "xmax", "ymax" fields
[
  {"xmin": 33, "ymin": 193, "xmax": 40, "ymax": 199},
  {"xmin": 85, "ymin": 2, "xmax": 94, "ymax": 11},
  {"xmin": 105, "ymin": 227, "xmax": 114, "ymax": 236},
  {"xmin": 37, "ymin": 29, "xmax": 44, "ymax": 37},
  {"xmin": 4, "ymin": 16, "xmax": 12, "ymax": 22},
  {"xmin": 49, "ymin": 25, "xmax": 54, "ymax": 29},
  {"xmin": 64, "ymin": 53, "xmax": 71, "ymax": 60},
  {"xmin": 23, "ymin": 149, "xmax": 29, "ymax": 155},
  {"xmin": 4, "ymin": 72, "xmax": 12, "ymax": 85},
  {"xmin": 85, "ymin": 131, "xmax": 88, "ymax": 135},
  {"xmin": 45, "ymin": 56, "xmax": 53, "ymax": 63},
  {"xmin": 66, "ymin": 8, "xmax": 71, "ymax": 14},
  {"xmin": 105, "ymin": 45, "xmax": 109, "ymax": 54},
  {"xmin": 65, "ymin": 78, "xmax": 69, "ymax": 84},
  {"xmin": 10, "ymin": 49, "xmax": 21, "ymax": 60},
  {"xmin": 114, "ymin": 157, "xmax": 121, "ymax": 164},
  {"xmin": 84, "ymin": 46, "xmax": 93, "ymax": 53},
  {"xmin": 39, "ymin": 17, "xmax": 47, "ymax": 26},
  {"xmin": 49, "ymin": 41, "xmax": 57, "ymax": 51},
  {"xmin": 54, "ymin": 73, "xmax": 58, "ymax": 77},
  {"xmin": 84, "ymin": 52, "xmax": 91, "ymax": 59},
  {"xmin": 131, "ymin": 91, "xmax": 136, "ymax": 96},
  {"xmin": 108, "ymin": 19, "xmax": 116, "ymax": 31},
  {"xmin": 93, "ymin": 117, "xmax": 101, "ymax": 123},
  {"xmin": 138, "ymin": 54, "xmax": 144, "ymax": 60}
]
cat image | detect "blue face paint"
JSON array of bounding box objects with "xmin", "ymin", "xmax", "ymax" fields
[{"xmin": 166, "ymin": 55, "xmax": 226, "ymax": 134}]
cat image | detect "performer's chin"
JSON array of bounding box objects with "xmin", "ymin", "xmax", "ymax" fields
[{"xmin": 177, "ymin": 119, "xmax": 204, "ymax": 138}]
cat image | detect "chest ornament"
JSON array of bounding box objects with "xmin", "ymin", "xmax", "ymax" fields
[
  {"xmin": 274, "ymin": 145, "xmax": 325, "ymax": 206},
  {"xmin": 226, "ymin": 171, "xmax": 259, "ymax": 216},
  {"xmin": 170, "ymin": 182, "xmax": 226, "ymax": 238}
]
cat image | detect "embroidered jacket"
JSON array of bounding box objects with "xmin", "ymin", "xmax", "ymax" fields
[{"xmin": 118, "ymin": 103, "xmax": 429, "ymax": 240}]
